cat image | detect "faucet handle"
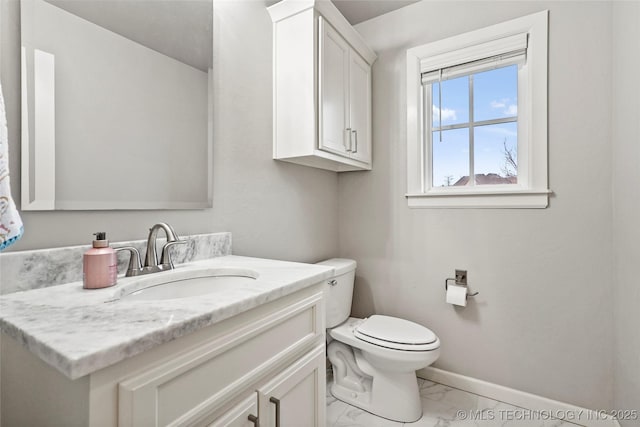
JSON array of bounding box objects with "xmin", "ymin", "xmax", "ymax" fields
[
  {"xmin": 160, "ymin": 240, "xmax": 187, "ymax": 269},
  {"xmin": 115, "ymin": 247, "xmax": 142, "ymax": 277}
]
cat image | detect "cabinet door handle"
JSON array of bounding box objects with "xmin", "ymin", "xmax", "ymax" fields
[
  {"xmin": 344, "ymin": 128, "xmax": 352, "ymax": 152},
  {"xmin": 269, "ymin": 397, "xmax": 281, "ymax": 427},
  {"xmin": 248, "ymin": 414, "xmax": 259, "ymax": 427},
  {"xmin": 351, "ymin": 130, "xmax": 358, "ymax": 154}
]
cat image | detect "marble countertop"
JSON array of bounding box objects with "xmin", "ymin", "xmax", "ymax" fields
[{"xmin": 0, "ymin": 255, "xmax": 334, "ymax": 380}]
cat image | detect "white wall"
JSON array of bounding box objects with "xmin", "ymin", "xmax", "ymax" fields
[
  {"xmin": 341, "ymin": 1, "xmax": 614, "ymax": 410},
  {"xmin": 612, "ymin": 2, "xmax": 640, "ymax": 425},
  {"xmin": 0, "ymin": 0, "xmax": 339, "ymax": 262}
]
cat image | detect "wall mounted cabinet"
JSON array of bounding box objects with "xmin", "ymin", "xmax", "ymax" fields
[{"xmin": 268, "ymin": 0, "xmax": 377, "ymax": 172}]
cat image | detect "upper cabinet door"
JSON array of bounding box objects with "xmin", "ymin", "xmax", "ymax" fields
[
  {"xmin": 319, "ymin": 17, "xmax": 350, "ymax": 157},
  {"xmin": 348, "ymin": 51, "xmax": 372, "ymax": 165}
]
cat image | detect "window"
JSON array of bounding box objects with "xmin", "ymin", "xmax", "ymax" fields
[
  {"xmin": 406, "ymin": 11, "xmax": 550, "ymax": 208},
  {"xmin": 427, "ymin": 62, "xmax": 520, "ymax": 188}
]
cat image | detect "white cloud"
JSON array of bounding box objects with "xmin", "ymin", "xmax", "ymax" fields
[
  {"xmin": 432, "ymin": 106, "xmax": 457, "ymax": 123},
  {"xmin": 490, "ymin": 98, "xmax": 517, "ymax": 116}
]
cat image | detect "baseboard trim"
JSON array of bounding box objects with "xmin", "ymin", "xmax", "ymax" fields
[{"xmin": 417, "ymin": 367, "xmax": 621, "ymax": 427}]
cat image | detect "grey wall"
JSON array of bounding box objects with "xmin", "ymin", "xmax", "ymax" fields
[
  {"xmin": 0, "ymin": 0, "xmax": 339, "ymax": 261},
  {"xmin": 342, "ymin": 1, "xmax": 614, "ymax": 410},
  {"xmin": 612, "ymin": 2, "xmax": 640, "ymax": 425}
]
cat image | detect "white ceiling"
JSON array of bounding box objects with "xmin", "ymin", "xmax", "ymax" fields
[
  {"xmin": 331, "ymin": 0, "xmax": 420, "ymax": 25},
  {"xmin": 264, "ymin": 0, "xmax": 420, "ymax": 24}
]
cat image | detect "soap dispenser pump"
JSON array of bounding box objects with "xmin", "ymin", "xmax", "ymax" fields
[{"xmin": 83, "ymin": 232, "xmax": 117, "ymax": 289}]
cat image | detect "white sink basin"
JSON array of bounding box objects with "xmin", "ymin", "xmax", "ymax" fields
[{"xmin": 112, "ymin": 267, "xmax": 259, "ymax": 301}]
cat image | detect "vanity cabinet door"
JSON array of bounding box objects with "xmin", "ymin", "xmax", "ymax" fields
[
  {"xmin": 257, "ymin": 345, "xmax": 325, "ymax": 427},
  {"xmin": 319, "ymin": 17, "xmax": 351, "ymax": 158},
  {"xmin": 207, "ymin": 394, "xmax": 258, "ymax": 427}
]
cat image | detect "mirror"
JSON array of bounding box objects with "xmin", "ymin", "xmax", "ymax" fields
[{"xmin": 20, "ymin": 0, "xmax": 213, "ymax": 210}]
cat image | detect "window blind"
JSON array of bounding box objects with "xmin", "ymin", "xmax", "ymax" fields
[
  {"xmin": 420, "ymin": 32, "xmax": 528, "ymax": 84},
  {"xmin": 421, "ymin": 49, "xmax": 526, "ymax": 84}
]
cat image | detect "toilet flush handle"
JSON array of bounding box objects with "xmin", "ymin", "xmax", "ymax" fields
[{"xmin": 328, "ymin": 279, "xmax": 337, "ymax": 286}]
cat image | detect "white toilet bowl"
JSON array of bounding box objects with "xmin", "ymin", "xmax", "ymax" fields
[
  {"xmin": 327, "ymin": 316, "xmax": 440, "ymax": 422},
  {"xmin": 317, "ymin": 258, "xmax": 441, "ymax": 423}
]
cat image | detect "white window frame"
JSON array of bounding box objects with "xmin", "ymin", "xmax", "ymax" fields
[{"xmin": 406, "ymin": 11, "xmax": 550, "ymax": 208}]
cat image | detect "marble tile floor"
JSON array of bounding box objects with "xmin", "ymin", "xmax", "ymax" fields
[{"xmin": 326, "ymin": 374, "xmax": 583, "ymax": 427}]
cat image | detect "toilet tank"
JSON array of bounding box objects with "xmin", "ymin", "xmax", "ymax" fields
[{"xmin": 316, "ymin": 258, "xmax": 357, "ymax": 328}]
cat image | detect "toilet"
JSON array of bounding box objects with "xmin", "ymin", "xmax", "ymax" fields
[{"xmin": 318, "ymin": 258, "xmax": 440, "ymax": 423}]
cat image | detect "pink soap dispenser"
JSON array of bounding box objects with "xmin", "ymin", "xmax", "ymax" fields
[{"xmin": 83, "ymin": 232, "xmax": 117, "ymax": 289}]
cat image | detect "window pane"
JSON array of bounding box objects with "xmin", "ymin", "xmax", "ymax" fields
[
  {"xmin": 474, "ymin": 122, "xmax": 517, "ymax": 185},
  {"xmin": 432, "ymin": 128, "xmax": 469, "ymax": 187},
  {"xmin": 432, "ymin": 75, "xmax": 469, "ymax": 128},
  {"xmin": 473, "ymin": 65, "xmax": 518, "ymax": 122}
]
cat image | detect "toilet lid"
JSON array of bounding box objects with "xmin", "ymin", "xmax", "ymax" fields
[{"xmin": 354, "ymin": 315, "xmax": 438, "ymax": 351}]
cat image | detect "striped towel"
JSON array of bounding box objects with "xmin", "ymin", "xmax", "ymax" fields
[{"xmin": 0, "ymin": 82, "xmax": 24, "ymax": 251}]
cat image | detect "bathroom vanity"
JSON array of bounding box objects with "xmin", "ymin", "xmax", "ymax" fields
[{"xmin": 0, "ymin": 256, "xmax": 332, "ymax": 426}]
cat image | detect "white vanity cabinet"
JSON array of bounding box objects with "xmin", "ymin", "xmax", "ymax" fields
[
  {"xmin": 268, "ymin": 0, "xmax": 376, "ymax": 172},
  {"xmin": 207, "ymin": 347, "xmax": 325, "ymax": 427},
  {"xmin": 0, "ymin": 284, "xmax": 326, "ymax": 427}
]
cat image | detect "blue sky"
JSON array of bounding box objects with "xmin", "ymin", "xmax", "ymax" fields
[{"xmin": 431, "ymin": 65, "xmax": 518, "ymax": 187}]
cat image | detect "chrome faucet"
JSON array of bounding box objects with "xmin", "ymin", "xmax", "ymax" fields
[{"xmin": 116, "ymin": 223, "xmax": 186, "ymax": 277}]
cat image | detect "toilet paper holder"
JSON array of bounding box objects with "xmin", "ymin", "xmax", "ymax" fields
[{"xmin": 445, "ymin": 269, "xmax": 479, "ymax": 298}]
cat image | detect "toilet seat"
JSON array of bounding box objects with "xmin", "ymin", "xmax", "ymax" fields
[{"xmin": 354, "ymin": 315, "xmax": 439, "ymax": 351}]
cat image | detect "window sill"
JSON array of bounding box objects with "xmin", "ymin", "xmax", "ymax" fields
[{"xmin": 406, "ymin": 189, "xmax": 551, "ymax": 209}]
